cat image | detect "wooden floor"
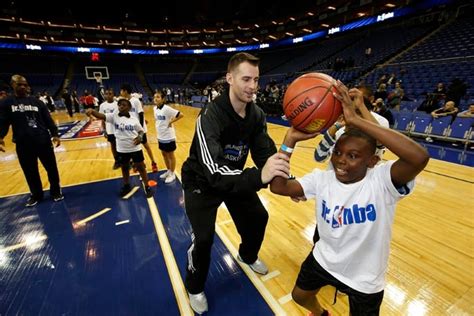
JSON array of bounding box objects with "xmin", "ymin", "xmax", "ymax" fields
[{"xmin": 1, "ymin": 104, "xmax": 473, "ymax": 315}]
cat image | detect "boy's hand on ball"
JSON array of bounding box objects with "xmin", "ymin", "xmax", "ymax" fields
[
  {"xmin": 334, "ymin": 81, "xmax": 358, "ymax": 125},
  {"xmin": 349, "ymin": 88, "xmax": 364, "ymax": 110},
  {"xmin": 286, "ymin": 127, "xmax": 319, "ymax": 143}
]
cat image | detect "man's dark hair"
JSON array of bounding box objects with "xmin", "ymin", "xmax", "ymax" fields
[{"xmin": 227, "ymin": 52, "xmax": 260, "ymax": 73}]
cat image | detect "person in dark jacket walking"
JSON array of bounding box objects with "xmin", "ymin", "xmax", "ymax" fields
[
  {"xmin": 0, "ymin": 74, "xmax": 63, "ymax": 207},
  {"xmin": 182, "ymin": 52, "xmax": 289, "ymax": 314}
]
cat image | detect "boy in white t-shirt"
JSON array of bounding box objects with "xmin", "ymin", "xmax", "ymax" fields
[
  {"xmin": 98, "ymin": 89, "xmax": 119, "ymax": 169},
  {"xmin": 152, "ymin": 90, "xmax": 184, "ymax": 183},
  {"xmin": 269, "ymin": 81, "xmax": 429, "ymax": 316},
  {"xmin": 120, "ymin": 84, "xmax": 158, "ymax": 173},
  {"xmin": 87, "ymin": 99, "xmax": 153, "ymax": 198},
  {"xmin": 310, "ymin": 86, "xmax": 389, "ymax": 245}
]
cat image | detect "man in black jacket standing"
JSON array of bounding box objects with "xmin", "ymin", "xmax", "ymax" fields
[
  {"xmin": 0, "ymin": 74, "xmax": 63, "ymax": 207},
  {"xmin": 182, "ymin": 52, "xmax": 289, "ymax": 314}
]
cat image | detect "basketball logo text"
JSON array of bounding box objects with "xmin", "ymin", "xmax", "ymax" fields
[
  {"xmin": 321, "ymin": 200, "xmax": 377, "ymax": 229},
  {"xmin": 287, "ymin": 97, "xmax": 315, "ymax": 120}
]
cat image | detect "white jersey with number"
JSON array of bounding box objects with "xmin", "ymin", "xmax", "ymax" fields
[
  {"xmin": 99, "ymin": 101, "xmax": 118, "ymax": 134},
  {"xmin": 298, "ymin": 161, "xmax": 414, "ymax": 294},
  {"xmin": 153, "ymin": 104, "xmax": 179, "ymax": 142}
]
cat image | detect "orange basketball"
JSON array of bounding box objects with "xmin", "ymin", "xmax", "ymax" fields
[{"xmin": 283, "ymin": 73, "xmax": 342, "ymax": 133}]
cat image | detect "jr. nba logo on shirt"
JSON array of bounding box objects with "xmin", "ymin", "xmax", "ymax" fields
[{"xmin": 321, "ymin": 200, "xmax": 377, "ymax": 228}]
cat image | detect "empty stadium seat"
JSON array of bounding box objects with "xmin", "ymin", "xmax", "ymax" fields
[
  {"xmin": 429, "ymin": 116, "xmax": 452, "ymax": 137},
  {"xmin": 394, "ymin": 111, "xmax": 413, "ymax": 133},
  {"xmin": 447, "ymin": 117, "xmax": 474, "ymax": 141}
]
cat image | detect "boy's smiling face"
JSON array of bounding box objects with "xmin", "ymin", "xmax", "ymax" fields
[
  {"xmin": 331, "ymin": 135, "xmax": 378, "ymax": 184},
  {"xmin": 118, "ymin": 99, "xmax": 131, "ymax": 114}
]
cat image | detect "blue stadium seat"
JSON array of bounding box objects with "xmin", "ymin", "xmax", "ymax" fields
[
  {"xmin": 447, "ymin": 117, "xmax": 473, "ymax": 141},
  {"xmin": 394, "ymin": 111, "xmax": 413, "ymax": 133},
  {"xmin": 429, "ymin": 116, "xmax": 452, "ymax": 137},
  {"xmin": 410, "ymin": 113, "xmax": 432, "ymax": 136}
]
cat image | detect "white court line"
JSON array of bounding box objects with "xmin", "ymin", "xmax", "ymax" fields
[
  {"xmin": 261, "ymin": 270, "xmax": 281, "ymax": 282},
  {"xmin": 115, "ymin": 219, "xmax": 130, "ymax": 226},
  {"xmin": 278, "ymin": 293, "xmax": 293, "ymax": 305},
  {"xmin": 217, "ymin": 219, "xmax": 233, "ymax": 226},
  {"xmin": 146, "ymin": 197, "xmax": 193, "ymax": 316},
  {"xmin": 122, "ymin": 186, "xmax": 139, "ymax": 200},
  {"xmin": 76, "ymin": 208, "xmax": 112, "ymax": 225},
  {"xmin": 215, "ymin": 225, "xmax": 287, "ymax": 316}
]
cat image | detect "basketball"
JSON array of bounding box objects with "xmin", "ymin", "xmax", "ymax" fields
[{"xmin": 282, "ymin": 73, "xmax": 343, "ymax": 133}]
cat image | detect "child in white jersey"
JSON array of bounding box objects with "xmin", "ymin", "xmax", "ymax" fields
[
  {"xmin": 98, "ymin": 88, "xmax": 119, "ymax": 169},
  {"xmin": 153, "ymin": 90, "xmax": 183, "ymax": 183},
  {"xmin": 87, "ymin": 99, "xmax": 153, "ymax": 198},
  {"xmin": 270, "ymin": 81, "xmax": 429, "ymax": 316}
]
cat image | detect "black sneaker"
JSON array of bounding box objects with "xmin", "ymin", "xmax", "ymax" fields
[
  {"xmin": 145, "ymin": 186, "xmax": 153, "ymax": 198},
  {"xmin": 25, "ymin": 196, "xmax": 40, "ymax": 207},
  {"xmin": 120, "ymin": 184, "xmax": 132, "ymax": 197},
  {"xmin": 52, "ymin": 193, "xmax": 64, "ymax": 202}
]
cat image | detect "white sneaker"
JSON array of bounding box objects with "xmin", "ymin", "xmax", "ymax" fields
[
  {"xmin": 188, "ymin": 291, "xmax": 208, "ymax": 314},
  {"xmin": 165, "ymin": 172, "xmax": 176, "ymax": 184},
  {"xmin": 237, "ymin": 254, "xmax": 268, "ymax": 275},
  {"xmin": 159, "ymin": 170, "xmax": 170, "ymax": 179}
]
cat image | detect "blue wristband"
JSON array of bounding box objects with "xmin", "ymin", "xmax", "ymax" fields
[{"xmin": 280, "ymin": 144, "xmax": 294, "ymax": 153}]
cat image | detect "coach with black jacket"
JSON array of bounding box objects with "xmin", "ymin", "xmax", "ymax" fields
[
  {"xmin": 182, "ymin": 52, "xmax": 289, "ymax": 314},
  {"xmin": 0, "ymin": 74, "xmax": 63, "ymax": 207}
]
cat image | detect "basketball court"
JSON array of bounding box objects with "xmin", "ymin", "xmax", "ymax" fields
[{"xmin": 1, "ymin": 105, "xmax": 473, "ymax": 315}]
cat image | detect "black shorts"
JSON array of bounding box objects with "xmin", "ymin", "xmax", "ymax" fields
[
  {"xmin": 159, "ymin": 140, "xmax": 177, "ymax": 152},
  {"xmin": 296, "ymin": 252, "xmax": 384, "ymax": 316},
  {"xmin": 116, "ymin": 150, "xmax": 145, "ymax": 165},
  {"xmin": 106, "ymin": 134, "xmax": 116, "ymax": 145},
  {"xmin": 141, "ymin": 133, "xmax": 148, "ymax": 144}
]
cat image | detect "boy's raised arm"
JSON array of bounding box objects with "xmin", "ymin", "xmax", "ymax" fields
[
  {"xmin": 270, "ymin": 128, "xmax": 318, "ymax": 197},
  {"xmin": 335, "ymin": 81, "xmax": 429, "ymax": 187},
  {"xmin": 86, "ymin": 108, "xmax": 106, "ymax": 120}
]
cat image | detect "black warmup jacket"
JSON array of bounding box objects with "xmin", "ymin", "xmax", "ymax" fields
[
  {"xmin": 0, "ymin": 95, "xmax": 59, "ymax": 143},
  {"xmin": 182, "ymin": 91, "xmax": 277, "ymax": 194}
]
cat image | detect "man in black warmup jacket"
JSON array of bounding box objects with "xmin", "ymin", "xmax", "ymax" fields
[
  {"xmin": 0, "ymin": 74, "xmax": 63, "ymax": 207},
  {"xmin": 182, "ymin": 52, "xmax": 289, "ymax": 314}
]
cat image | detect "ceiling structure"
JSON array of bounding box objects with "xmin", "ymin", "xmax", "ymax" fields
[{"xmin": 0, "ymin": 0, "xmax": 429, "ymax": 48}]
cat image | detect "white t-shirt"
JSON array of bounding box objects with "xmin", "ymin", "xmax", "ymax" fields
[
  {"xmin": 129, "ymin": 96, "xmax": 147, "ymax": 133},
  {"xmin": 298, "ymin": 161, "xmax": 414, "ymax": 294},
  {"xmin": 99, "ymin": 101, "xmax": 118, "ymax": 134},
  {"xmin": 154, "ymin": 104, "xmax": 179, "ymax": 142},
  {"xmin": 105, "ymin": 113, "xmax": 144, "ymax": 153}
]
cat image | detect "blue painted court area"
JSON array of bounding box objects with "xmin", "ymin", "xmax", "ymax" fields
[
  {"xmin": 154, "ymin": 174, "xmax": 275, "ymax": 316},
  {"xmin": 0, "ymin": 172, "xmax": 275, "ymax": 315}
]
